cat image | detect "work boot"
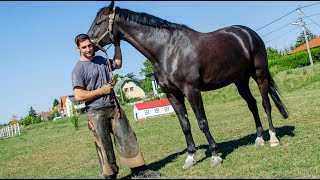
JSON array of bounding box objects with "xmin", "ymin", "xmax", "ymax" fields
[
  {"xmin": 133, "ymin": 169, "xmax": 160, "ymax": 179},
  {"xmin": 105, "ymin": 173, "xmax": 117, "ymax": 179}
]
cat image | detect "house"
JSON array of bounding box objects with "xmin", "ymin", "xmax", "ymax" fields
[
  {"xmin": 114, "ymin": 77, "xmax": 146, "ymax": 100},
  {"xmin": 39, "ymin": 111, "xmax": 52, "ymax": 121},
  {"xmin": 60, "ymin": 95, "xmax": 85, "ymax": 117},
  {"xmin": 133, "ymin": 99, "xmax": 175, "ymax": 120},
  {"xmin": 289, "ymin": 36, "xmax": 320, "ymax": 54}
]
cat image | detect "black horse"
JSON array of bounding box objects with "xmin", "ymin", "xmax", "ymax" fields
[{"xmin": 87, "ymin": 1, "xmax": 288, "ymax": 168}]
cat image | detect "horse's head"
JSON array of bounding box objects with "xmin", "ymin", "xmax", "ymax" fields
[{"xmin": 87, "ymin": 0, "xmax": 118, "ymax": 51}]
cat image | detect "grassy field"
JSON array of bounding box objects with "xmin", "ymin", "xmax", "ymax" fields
[{"xmin": 1, "ymin": 64, "xmax": 320, "ymax": 179}]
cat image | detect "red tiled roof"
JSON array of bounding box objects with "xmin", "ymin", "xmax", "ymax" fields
[
  {"xmin": 289, "ymin": 36, "xmax": 320, "ymax": 54},
  {"xmin": 60, "ymin": 96, "xmax": 67, "ymax": 108},
  {"xmin": 135, "ymin": 99, "xmax": 171, "ymax": 110}
]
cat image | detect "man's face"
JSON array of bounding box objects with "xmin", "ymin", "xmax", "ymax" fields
[{"xmin": 77, "ymin": 39, "xmax": 94, "ymax": 59}]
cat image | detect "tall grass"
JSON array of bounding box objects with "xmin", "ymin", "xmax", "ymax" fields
[{"xmin": 1, "ymin": 64, "xmax": 320, "ymax": 178}]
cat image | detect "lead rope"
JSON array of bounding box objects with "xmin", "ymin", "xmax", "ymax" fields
[{"xmin": 103, "ymin": 48, "xmax": 121, "ymax": 119}]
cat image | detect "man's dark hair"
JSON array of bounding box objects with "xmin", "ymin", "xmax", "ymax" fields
[{"xmin": 75, "ymin": 34, "xmax": 90, "ymax": 47}]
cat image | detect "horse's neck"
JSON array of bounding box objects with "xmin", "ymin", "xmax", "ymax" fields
[{"xmin": 118, "ymin": 20, "xmax": 173, "ymax": 65}]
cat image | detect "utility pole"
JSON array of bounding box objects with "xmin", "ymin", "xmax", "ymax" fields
[{"xmin": 298, "ymin": 6, "xmax": 313, "ymax": 66}]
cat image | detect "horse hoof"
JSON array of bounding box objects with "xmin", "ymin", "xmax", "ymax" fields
[
  {"xmin": 255, "ymin": 138, "xmax": 265, "ymax": 147},
  {"xmin": 270, "ymin": 140, "xmax": 279, "ymax": 147},
  {"xmin": 182, "ymin": 159, "xmax": 196, "ymax": 169},
  {"xmin": 211, "ymin": 156, "xmax": 223, "ymax": 166}
]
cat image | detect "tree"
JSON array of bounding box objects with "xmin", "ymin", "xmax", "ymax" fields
[
  {"xmin": 125, "ymin": 72, "xmax": 139, "ymax": 82},
  {"xmin": 266, "ymin": 47, "xmax": 283, "ymax": 60},
  {"xmin": 294, "ymin": 28, "xmax": 316, "ymax": 48},
  {"xmin": 139, "ymin": 60, "xmax": 154, "ymax": 93},
  {"xmin": 28, "ymin": 106, "xmax": 37, "ymax": 117},
  {"xmin": 114, "ymin": 73, "xmax": 124, "ymax": 84},
  {"xmin": 52, "ymin": 99, "xmax": 59, "ymax": 109}
]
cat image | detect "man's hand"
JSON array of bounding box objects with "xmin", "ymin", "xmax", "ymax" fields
[{"xmin": 98, "ymin": 84, "xmax": 114, "ymax": 95}]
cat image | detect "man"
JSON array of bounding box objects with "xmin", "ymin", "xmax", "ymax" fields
[{"xmin": 72, "ymin": 34, "xmax": 160, "ymax": 179}]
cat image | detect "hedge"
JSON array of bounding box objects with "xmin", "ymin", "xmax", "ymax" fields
[{"xmin": 268, "ymin": 47, "xmax": 320, "ymax": 71}]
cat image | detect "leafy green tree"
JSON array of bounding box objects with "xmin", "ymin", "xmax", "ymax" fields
[
  {"xmin": 294, "ymin": 28, "xmax": 316, "ymax": 48},
  {"xmin": 140, "ymin": 60, "xmax": 153, "ymax": 76},
  {"xmin": 139, "ymin": 60, "xmax": 154, "ymax": 93},
  {"xmin": 52, "ymin": 99, "xmax": 59, "ymax": 109},
  {"xmin": 266, "ymin": 47, "xmax": 283, "ymax": 60},
  {"xmin": 114, "ymin": 73, "xmax": 124, "ymax": 84},
  {"xmin": 28, "ymin": 106, "xmax": 37, "ymax": 117}
]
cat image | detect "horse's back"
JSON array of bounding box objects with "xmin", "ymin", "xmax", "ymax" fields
[{"xmin": 195, "ymin": 25, "xmax": 267, "ymax": 90}]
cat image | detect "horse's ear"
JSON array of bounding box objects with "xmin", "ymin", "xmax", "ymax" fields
[{"xmin": 108, "ymin": 0, "xmax": 114, "ymax": 10}]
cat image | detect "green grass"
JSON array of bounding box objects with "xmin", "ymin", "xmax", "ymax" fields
[{"xmin": 1, "ymin": 64, "xmax": 320, "ymax": 179}]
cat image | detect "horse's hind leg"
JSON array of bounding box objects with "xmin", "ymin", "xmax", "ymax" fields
[
  {"xmin": 254, "ymin": 67, "xmax": 279, "ymax": 147},
  {"xmin": 235, "ymin": 77, "xmax": 264, "ymax": 146},
  {"xmin": 167, "ymin": 93, "xmax": 197, "ymax": 169},
  {"xmin": 184, "ymin": 87, "xmax": 223, "ymax": 166}
]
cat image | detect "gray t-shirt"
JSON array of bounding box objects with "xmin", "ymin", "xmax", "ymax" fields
[{"xmin": 72, "ymin": 56, "xmax": 117, "ymax": 111}]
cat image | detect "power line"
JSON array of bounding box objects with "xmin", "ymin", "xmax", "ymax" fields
[
  {"xmin": 265, "ymin": 26, "xmax": 300, "ymax": 44},
  {"xmin": 256, "ymin": 2, "xmax": 320, "ymax": 32},
  {"xmin": 300, "ymin": 2, "xmax": 320, "ymax": 9},
  {"xmin": 261, "ymin": 18, "xmax": 300, "ymax": 37},
  {"xmin": 255, "ymin": 8, "xmax": 297, "ymax": 31},
  {"xmin": 301, "ymin": 11, "xmax": 320, "ymax": 28}
]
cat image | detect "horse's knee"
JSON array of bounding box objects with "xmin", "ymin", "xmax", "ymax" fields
[{"xmin": 198, "ymin": 119, "xmax": 209, "ymax": 132}]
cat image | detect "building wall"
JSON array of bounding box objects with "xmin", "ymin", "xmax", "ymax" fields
[
  {"xmin": 133, "ymin": 105, "xmax": 174, "ymax": 120},
  {"xmin": 122, "ymin": 81, "xmax": 146, "ymax": 99},
  {"xmin": 65, "ymin": 98, "xmax": 73, "ymax": 117}
]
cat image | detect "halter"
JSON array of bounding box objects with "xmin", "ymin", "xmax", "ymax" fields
[
  {"xmin": 91, "ymin": 8, "xmax": 116, "ymax": 54},
  {"xmin": 91, "ymin": 8, "xmax": 121, "ymax": 118}
]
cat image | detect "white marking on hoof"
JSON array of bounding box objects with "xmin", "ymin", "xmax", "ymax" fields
[
  {"xmin": 255, "ymin": 136, "xmax": 265, "ymax": 147},
  {"xmin": 269, "ymin": 130, "xmax": 280, "ymax": 147},
  {"xmin": 183, "ymin": 154, "xmax": 196, "ymax": 169},
  {"xmin": 211, "ymin": 156, "xmax": 223, "ymax": 166}
]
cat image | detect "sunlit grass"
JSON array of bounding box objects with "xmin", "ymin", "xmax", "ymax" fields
[{"xmin": 1, "ymin": 64, "xmax": 320, "ymax": 178}]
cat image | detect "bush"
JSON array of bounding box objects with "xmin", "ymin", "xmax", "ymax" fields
[{"xmin": 268, "ymin": 47, "xmax": 320, "ymax": 73}]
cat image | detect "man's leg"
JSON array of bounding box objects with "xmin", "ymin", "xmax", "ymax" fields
[
  {"xmin": 87, "ymin": 110, "xmax": 119, "ymax": 178},
  {"xmin": 111, "ymin": 108, "xmax": 160, "ymax": 178}
]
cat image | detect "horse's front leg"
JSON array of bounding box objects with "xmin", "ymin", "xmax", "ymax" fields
[
  {"xmin": 185, "ymin": 87, "xmax": 223, "ymax": 166},
  {"xmin": 167, "ymin": 93, "xmax": 197, "ymax": 169}
]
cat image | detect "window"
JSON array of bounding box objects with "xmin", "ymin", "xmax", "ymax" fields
[
  {"xmin": 124, "ymin": 88, "xmax": 128, "ymax": 92},
  {"xmin": 130, "ymin": 87, "xmax": 134, "ymax": 91},
  {"xmin": 155, "ymin": 108, "xmax": 159, "ymax": 113},
  {"xmin": 144, "ymin": 110, "xmax": 149, "ymax": 115},
  {"xmin": 164, "ymin": 107, "xmax": 169, "ymax": 112}
]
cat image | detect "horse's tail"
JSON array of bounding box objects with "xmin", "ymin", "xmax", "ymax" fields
[{"xmin": 267, "ymin": 71, "xmax": 289, "ymax": 119}]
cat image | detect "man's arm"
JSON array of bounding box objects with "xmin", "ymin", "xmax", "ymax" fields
[
  {"xmin": 113, "ymin": 41, "xmax": 122, "ymax": 69},
  {"xmin": 73, "ymin": 86, "xmax": 101, "ymax": 102},
  {"xmin": 73, "ymin": 85, "xmax": 113, "ymax": 102}
]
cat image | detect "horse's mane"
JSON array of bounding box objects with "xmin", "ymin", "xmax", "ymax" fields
[{"xmin": 97, "ymin": 6, "xmax": 188, "ymax": 30}]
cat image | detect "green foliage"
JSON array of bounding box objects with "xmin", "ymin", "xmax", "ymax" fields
[
  {"xmin": 47, "ymin": 110, "xmax": 61, "ymax": 122},
  {"xmin": 266, "ymin": 47, "xmax": 283, "ymax": 61},
  {"xmin": 139, "ymin": 77, "xmax": 153, "ymax": 93},
  {"xmin": 28, "ymin": 106, "xmax": 37, "ymax": 117},
  {"xmin": 114, "ymin": 73, "xmax": 124, "ymax": 84},
  {"xmin": 140, "ymin": 60, "xmax": 153, "ymax": 76},
  {"xmin": 139, "ymin": 60, "xmax": 155, "ymax": 93},
  {"xmin": 294, "ymin": 28, "xmax": 316, "ymax": 48},
  {"xmin": 52, "ymin": 99, "xmax": 59, "ymax": 109},
  {"xmin": 268, "ymin": 47, "xmax": 320, "ymax": 73},
  {"xmin": 70, "ymin": 103, "xmax": 79, "ymax": 130},
  {"xmin": 21, "ymin": 115, "xmax": 43, "ymax": 126}
]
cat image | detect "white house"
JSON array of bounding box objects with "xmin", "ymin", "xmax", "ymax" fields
[
  {"xmin": 61, "ymin": 95, "xmax": 86, "ymax": 117},
  {"xmin": 133, "ymin": 99, "xmax": 175, "ymax": 120}
]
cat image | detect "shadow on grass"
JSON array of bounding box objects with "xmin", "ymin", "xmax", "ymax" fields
[{"xmin": 121, "ymin": 125, "xmax": 295, "ymax": 179}]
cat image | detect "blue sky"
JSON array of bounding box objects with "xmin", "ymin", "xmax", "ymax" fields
[{"xmin": 0, "ymin": 1, "xmax": 319, "ymax": 124}]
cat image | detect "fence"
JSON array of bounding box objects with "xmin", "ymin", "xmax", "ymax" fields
[{"xmin": 0, "ymin": 123, "xmax": 21, "ymax": 138}]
